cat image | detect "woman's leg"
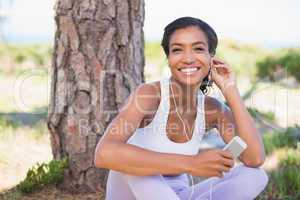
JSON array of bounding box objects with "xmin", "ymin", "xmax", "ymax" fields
[
  {"xmin": 106, "ymin": 170, "xmax": 186, "ymax": 200},
  {"xmin": 177, "ymin": 164, "xmax": 269, "ymax": 200},
  {"xmin": 121, "ymin": 173, "xmax": 182, "ymax": 200}
]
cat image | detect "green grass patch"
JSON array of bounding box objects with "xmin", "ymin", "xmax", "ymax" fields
[
  {"xmin": 258, "ymin": 149, "xmax": 300, "ymax": 200},
  {"xmin": 16, "ymin": 158, "xmax": 68, "ymax": 194}
]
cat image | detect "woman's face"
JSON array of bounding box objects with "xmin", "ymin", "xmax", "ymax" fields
[{"xmin": 167, "ymin": 26, "xmax": 212, "ymax": 86}]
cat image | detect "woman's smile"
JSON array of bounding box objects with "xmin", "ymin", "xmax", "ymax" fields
[{"xmin": 177, "ymin": 66, "xmax": 202, "ymax": 76}]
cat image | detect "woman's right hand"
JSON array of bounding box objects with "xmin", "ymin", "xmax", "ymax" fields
[{"xmin": 188, "ymin": 148, "xmax": 235, "ymax": 178}]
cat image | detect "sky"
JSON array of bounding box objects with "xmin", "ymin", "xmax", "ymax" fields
[{"xmin": 1, "ymin": 0, "xmax": 299, "ymax": 48}]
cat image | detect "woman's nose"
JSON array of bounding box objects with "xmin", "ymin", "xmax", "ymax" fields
[{"xmin": 182, "ymin": 51, "xmax": 196, "ymax": 64}]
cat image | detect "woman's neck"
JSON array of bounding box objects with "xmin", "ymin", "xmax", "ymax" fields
[{"xmin": 169, "ymin": 76, "xmax": 201, "ymax": 113}]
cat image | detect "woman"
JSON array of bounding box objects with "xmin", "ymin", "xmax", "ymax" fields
[{"xmin": 94, "ymin": 17, "xmax": 269, "ymax": 200}]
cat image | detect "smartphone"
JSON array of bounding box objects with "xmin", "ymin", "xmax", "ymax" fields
[{"xmin": 222, "ymin": 136, "xmax": 247, "ymax": 159}]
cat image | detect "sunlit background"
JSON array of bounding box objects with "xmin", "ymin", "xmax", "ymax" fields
[
  {"xmin": 2, "ymin": 0, "xmax": 300, "ymax": 47},
  {"xmin": 0, "ymin": 0, "xmax": 299, "ymax": 199}
]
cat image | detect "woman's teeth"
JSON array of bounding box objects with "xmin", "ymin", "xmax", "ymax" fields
[{"xmin": 178, "ymin": 67, "xmax": 199, "ymax": 75}]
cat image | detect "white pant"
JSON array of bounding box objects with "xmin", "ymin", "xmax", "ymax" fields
[{"xmin": 105, "ymin": 164, "xmax": 269, "ymax": 200}]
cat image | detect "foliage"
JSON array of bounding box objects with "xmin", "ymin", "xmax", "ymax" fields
[
  {"xmin": 256, "ymin": 49, "xmax": 300, "ymax": 82},
  {"xmin": 145, "ymin": 41, "xmax": 165, "ymax": 61},
  {"xmin": 216, "ymin": 39, "xmax": 268, "ymax": 79},
  {"xmin": 0, "ymin": 44, "xmax": 52, "ymax": 75},
  {"xmin": 263, "ymin": 125, "xmax": 300, "ymax": 155},
  {"xmin": 247, "ymin": 107, "xmax": 275, "ymax": 123},
  {"xmin": 16, "ymin": 158, "xmax": 68, "ymax": 194},
  {"xmin": 0, "ymin": 116, "xmax": 20, "ymax": 131}
]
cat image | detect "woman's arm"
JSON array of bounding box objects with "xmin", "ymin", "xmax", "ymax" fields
[
  {"xmin": 222, "ymin": 85, "xmax": 265, "ymax": 167},
  {"xmin": 96, "ymin": 140, "xmax": 193, "ymax": 176},
  {"xmin": 210, "ymin": 58, "xmax": 266, "ymax": 167},
  {"xmin": 94, "ymin": 83, "xmax": 192, "ymax": 176}
]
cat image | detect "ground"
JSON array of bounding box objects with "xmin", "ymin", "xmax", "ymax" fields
[{"xmin": 0, "ymin": 185, "xmax": 105, "ymax": 200}]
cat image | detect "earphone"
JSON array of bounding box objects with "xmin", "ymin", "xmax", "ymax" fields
[{"xmin": 207, "ymin": 63, "xmax": 213, "ymax": 86}]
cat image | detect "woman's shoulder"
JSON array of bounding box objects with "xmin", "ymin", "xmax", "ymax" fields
[
  {"xmin": 134, "ymin": 81, "xmax": 161, "ymax": 100},
  {"xmin": 131, "ymin": 80, "xmax": 162, "ymax": 113},
  {"xmin": 132, "ymin": 81, "xmax": 162, "ymax": 128}
]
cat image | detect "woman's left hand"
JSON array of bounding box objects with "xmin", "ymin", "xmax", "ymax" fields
[{"xmin": 210, "ymin": 57, "xmax": 236, "ymax": 93}]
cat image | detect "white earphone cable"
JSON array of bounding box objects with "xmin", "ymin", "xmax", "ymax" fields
[
  {"xmin": 170, "ymin": 82, "xmax": 196, "ymax": 200},
  {"xmin": 170, "ymin": 80, "xmax": 214, "ymax": 200}
]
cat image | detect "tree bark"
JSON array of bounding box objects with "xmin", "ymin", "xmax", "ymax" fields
[{"xmin": 47, "ymin": 0, "xmax": 145, "ymax": 193}]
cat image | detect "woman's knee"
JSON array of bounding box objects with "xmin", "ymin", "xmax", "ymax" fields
[
  {"xmin": 238, "ymin": 164, "xmax": 269, "ymax": 186},
  {"xmin": 234, "ymin": 164, "xmax": 269, "ymax": 198},
  {"xmin": 106, "ymin": 170, "xmax": 136, "ymax": 200}
]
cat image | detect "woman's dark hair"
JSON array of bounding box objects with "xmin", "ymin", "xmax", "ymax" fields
[{"xmin": 161, "ymin": 16, "xmax": 218, "ymax": 94}]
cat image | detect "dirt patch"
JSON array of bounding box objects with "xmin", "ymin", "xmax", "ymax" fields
[{"xmin": 0, "ymin": 185, "xmax": 105, "ymax": 200}]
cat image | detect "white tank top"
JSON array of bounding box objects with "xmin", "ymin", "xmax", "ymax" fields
[{"xmin": 126, "ymin": 77, "xmax": 206, "ymax": 155}]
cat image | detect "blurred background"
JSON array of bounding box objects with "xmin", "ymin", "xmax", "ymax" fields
[{"xmin": 0, "ymin": 0, "xmax": 299, "ymax": 199}]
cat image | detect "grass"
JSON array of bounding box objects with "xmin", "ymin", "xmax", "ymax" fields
[
  {"xmin": 0, "ymin": 116, "xmax": 52, "ymax": 192},
  {"xmin": 17, "ymin": 158, "xmax": 68, "ymax": 194},
  {"xmin": 258, "ymin": 149, "xmax": 300, "ymax": 200},
  {"xmin": 258, "ymin": 126, "xmax": 300, "ymax": 199},
  {"xmin": 0, "ymin": 43, "xmax": 52, "ymax": 75}
]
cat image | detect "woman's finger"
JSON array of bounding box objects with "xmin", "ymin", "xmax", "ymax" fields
[
  {"xmin": 222, "ymin": 158, "xmax": 235, "ymax": 168},
  {"xmin": 213, "ymin": 63, "xmax": 229, "ymax": 69},
  {"xmin": 219, "ymin": 149, "xmax": 234, "ymax": 159},
  {"xmin": 213, "ymin": 64, "xmax": 232, "ymax": 73},
  {"xmin": 218, "ymin": 164, "xmax": 231, "ymax": 173},
  {"xmin": 212, "ymin": 57, "xmax": 227, "ymax": 65}
]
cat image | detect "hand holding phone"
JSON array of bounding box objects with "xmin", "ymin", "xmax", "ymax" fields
[{"xmin": 222, "ymin": 136, "xmax": 247, "ymax": 159}]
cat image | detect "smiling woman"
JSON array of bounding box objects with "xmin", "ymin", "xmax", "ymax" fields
[{"xmin": 94, "ymin": 17, "xmax": 269, "ymax": 200}]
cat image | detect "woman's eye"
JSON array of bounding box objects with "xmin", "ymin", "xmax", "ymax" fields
[
  {"xmin": 171, "ymin": 48, "xmax": 182, "ymax": 53},
  {"xmin": 195, "ymin": 47, "xmax": 205, "ymax": 52}
]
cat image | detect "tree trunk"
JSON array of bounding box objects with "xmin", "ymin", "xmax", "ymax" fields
[{"xmin": 47, "ymin": 0, "xmax": 145, "ymax": 193}]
